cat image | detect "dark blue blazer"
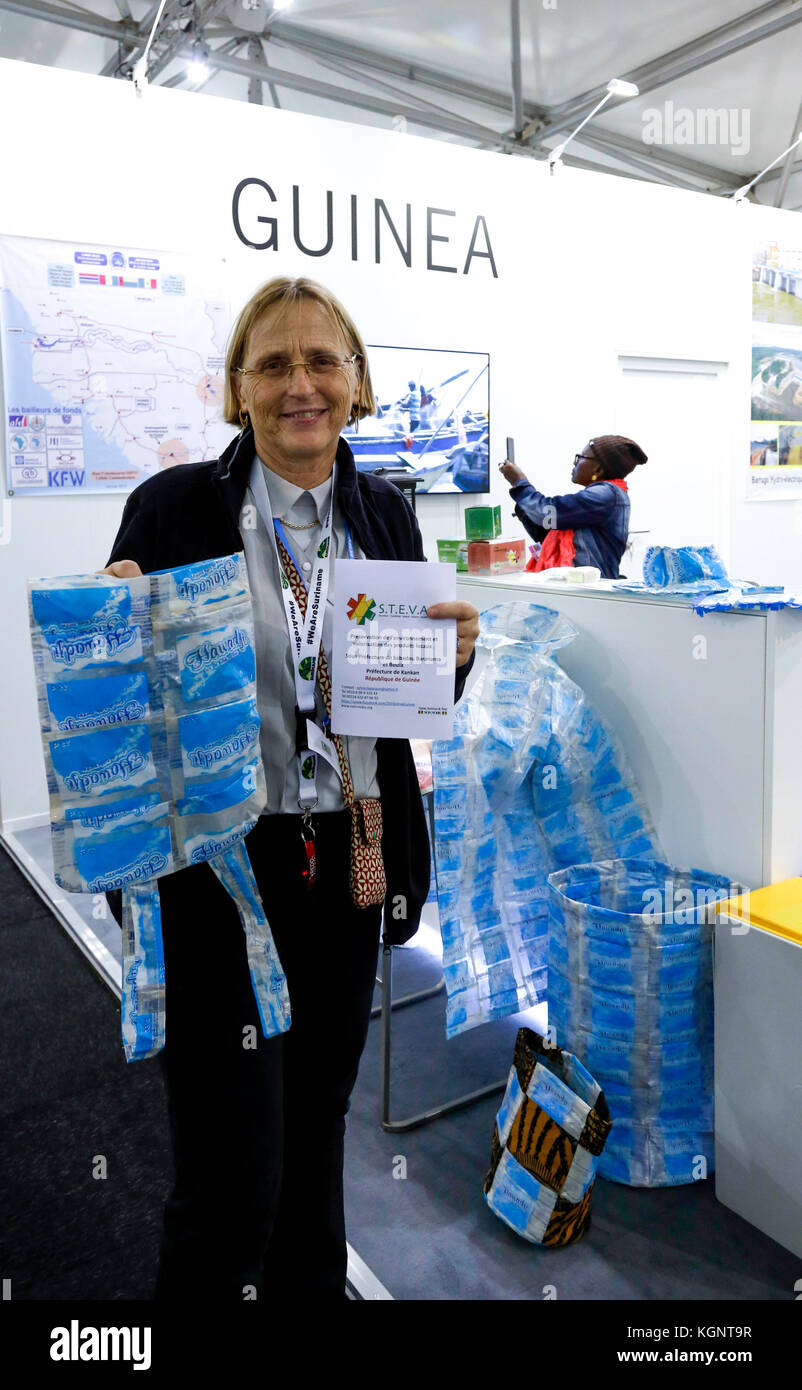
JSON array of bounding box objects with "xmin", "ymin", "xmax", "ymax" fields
[{"xmin": 510, "ymin": 478, "xmax": 631, "ymax": 579}]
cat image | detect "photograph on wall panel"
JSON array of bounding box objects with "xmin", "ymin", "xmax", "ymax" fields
[
  {"xmin": 750, "ymin": 235, "xmax": 802, "ymax": 499},
  {"xmin": 753, "ymin": 236, "xmax": 802, "ymax": 327},
  {"xmin": 749, "ymin": 345, "xmax": 802, "ymax": 499},
  {"xmin": 342, "ymin": 344, "xmax": 490, "ymax": 493}
]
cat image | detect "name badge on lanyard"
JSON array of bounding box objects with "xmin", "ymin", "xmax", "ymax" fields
[{"xmin": 248, "ymin": 459, "xmax": 354, "ymax": 878}]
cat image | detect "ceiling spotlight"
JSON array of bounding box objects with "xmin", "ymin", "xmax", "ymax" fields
[
  {"xmin": 606, "ymin": 78, "xmax": 640, "ymax": 98},
  {"xmin": 548, "ymin": 75, "xmax": 640, "ymax": 172},
  {"xmin": 187, "ymin": 40, "xmax": 210, "ymax": 84},
  {"xmin": 733, "ymin": 130, "xmax": 802, "ymax": 203},
  {"xmin": 132, "ymin": 56, "xmax": 149, "ymax": 95},
  {"xmin": 128, "ymin": 0, "xmax": 169, "ymax": 96}
]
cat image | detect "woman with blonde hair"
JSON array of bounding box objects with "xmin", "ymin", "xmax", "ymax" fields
[{"xmin": 102, "ymin": 276, "xmax": 479, "ymax": 1302}]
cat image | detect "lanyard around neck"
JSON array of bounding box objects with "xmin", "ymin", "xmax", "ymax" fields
[
  {"xmin": 248, "ymin": 457, "xmax": 356, "ymax": 813},
  {"xmin": 249, "ymin": 458, "xmax": 336, "ymax": 714}
]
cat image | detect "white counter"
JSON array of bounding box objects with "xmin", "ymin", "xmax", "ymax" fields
[{"xmin": 457, "ymin": 574, "xmax": 802, "ymax": 890}]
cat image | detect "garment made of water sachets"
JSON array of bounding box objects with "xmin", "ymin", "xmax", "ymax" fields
[
  {"xmin": 614, "ymin": 544, "xmax": 800, "ymax": 609},
  {"xmin": 28, "ymin": 553, "xmax": 291, "ymax": 1061},
  {"xmin": 430, "ymin": 601, "xmax": 662, "ymax": 1040}
]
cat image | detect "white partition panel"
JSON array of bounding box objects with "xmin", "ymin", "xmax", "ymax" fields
[
  {"xmin": 2, "ymin": 56, "xmax": 802, "ymax": 840},
  {"xmin": 456, "ymin": 575, "xmax": 799, "ymax": 890}
]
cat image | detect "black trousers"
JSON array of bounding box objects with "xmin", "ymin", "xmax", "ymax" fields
[{"xmin": 152, "ymin": 810, "xmax": 382, "ymax": 1302}]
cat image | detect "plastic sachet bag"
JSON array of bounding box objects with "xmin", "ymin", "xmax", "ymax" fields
[
  {"xmin": 547, "ymin": 858, "xmax": 737, "ymax": 1186},
  {"xmin": 28, "ymin": 553, "xmax": 291, "ymax": 1062}
]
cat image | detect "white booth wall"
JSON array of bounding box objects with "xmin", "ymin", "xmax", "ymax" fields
[{"xmin": 0, "ymin": 56, "xmax": 798, "ymax": 833}]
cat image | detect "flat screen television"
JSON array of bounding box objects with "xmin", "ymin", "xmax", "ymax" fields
[{"xmin": 342, "ymin": 343, "xmax": 489, "ymax": 494}]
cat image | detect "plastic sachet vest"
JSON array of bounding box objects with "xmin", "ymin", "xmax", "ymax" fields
[
  {"xmin": 431, "ymin": 601, "xmax": 662, "ymax": 1039},
  {"xmin": 28, "ymin": 552, "xmax": 291, "ymax": 1061},
  {"xmin": 614, "ymin": 545, "xmax": 732, "ymax": 596}
]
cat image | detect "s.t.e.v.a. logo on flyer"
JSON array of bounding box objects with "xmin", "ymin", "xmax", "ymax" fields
[{"xmin": 347, "ymin": 595, "xmax": 432, "ymax": 623}]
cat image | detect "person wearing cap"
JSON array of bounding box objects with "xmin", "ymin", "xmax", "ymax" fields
[{"xmin": 499, "ymin": 435, "xmax": 647, "ymax": 580}]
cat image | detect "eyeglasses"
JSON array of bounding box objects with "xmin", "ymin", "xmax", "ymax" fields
[
  {"xmin": 237, "ymin": 353, "xmax": 360, "ymax": 384},
  {"xmin": 573, "ymin": 453, "xmax": 594, "ymax": 466}
]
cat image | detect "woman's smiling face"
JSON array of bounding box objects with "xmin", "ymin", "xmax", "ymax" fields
[{"xmin": 235, "ymin": 299, "xmax": 359, "ymax": 474}]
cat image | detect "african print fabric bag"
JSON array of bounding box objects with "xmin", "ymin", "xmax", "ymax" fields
[
  {"xmin": 348, "ymin": 795, "xmax": 385, "ymax": 908},
  {"xmin": 483, "ymin": 1026, "xmax": 611, "ymax": 1247}
]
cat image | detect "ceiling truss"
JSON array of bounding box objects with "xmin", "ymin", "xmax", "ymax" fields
[{"xmin": 1, "ymin": 0, "xmax": 802, "ymax": 201}]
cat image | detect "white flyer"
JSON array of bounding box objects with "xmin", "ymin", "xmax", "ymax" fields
[{"xmin": 330, "ymin": 559, "xmax": 456, "ymax": 738}]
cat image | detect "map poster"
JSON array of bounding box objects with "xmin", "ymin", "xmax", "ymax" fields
[
  {"xmin": 0, "ymin": 235, "xmax": 236, "ymax": 496},
  {"xmin": 750, "ymin": 233, "xmax": 802, "ymax": 501}
]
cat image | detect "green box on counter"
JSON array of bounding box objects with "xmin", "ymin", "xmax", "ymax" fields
[
  {"xmin": 465, "ymin": 505, "xmax": 502, "ymax": 541},
  {"xmin": 436, "ymin": 539, "xmax": 469, "ymax": 571}
]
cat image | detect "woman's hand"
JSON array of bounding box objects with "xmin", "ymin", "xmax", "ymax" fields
[
  {"xmin": 499, "ymin": 459, "xmax": 527, "ymax": 486},
  {"xmin": 95, "ymin": 560, "xmax": 143, "ymax": 578},
  {"xmin": 426, "ymin": 600, "xmax": 480, "ymax": 668}
]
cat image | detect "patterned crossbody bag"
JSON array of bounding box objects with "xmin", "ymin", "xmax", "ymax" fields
[{"xmin": 275, "ymin": 532, "xmax": 387, "ymax": 909}]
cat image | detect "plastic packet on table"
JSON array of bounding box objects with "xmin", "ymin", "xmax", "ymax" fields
[
  {"xmin": 692, "ymin": 586, "xmax": 801, "ymax": 614},
  {"xmin": 642, "ymin": 545, "xmax": 730, "ymax": 588},
  {"xmin": 28, "ymin": 553, "xmax": 290, "ymax": 1061}
]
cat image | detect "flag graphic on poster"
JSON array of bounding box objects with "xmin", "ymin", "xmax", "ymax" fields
[{"xmin": 0, "ymin": 234, "xmax": 235, "ymax": 497}]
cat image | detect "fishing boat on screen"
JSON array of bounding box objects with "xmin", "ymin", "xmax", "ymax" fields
[{"xmin": 343, "ymin": 360, "xmax": 489, "ymax": 492}]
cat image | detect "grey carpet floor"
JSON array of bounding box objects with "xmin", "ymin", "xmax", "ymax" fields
[{"xmin": 2, "ymin": 840, "xmax": 797, "ymax": 1300}]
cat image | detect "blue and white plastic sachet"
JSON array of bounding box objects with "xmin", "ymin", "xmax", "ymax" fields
[
  {"xmin": 430, "ymin": 601, "xmax": 663, "ymax": 1040},
  {"xmin": 28, "ymin": 552, "xmax": 291, "ymax": 1062}
]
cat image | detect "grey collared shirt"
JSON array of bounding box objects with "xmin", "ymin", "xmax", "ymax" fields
[{"xmin": 240, "ymin": 456, "xmax": 380, "ymax": 814}]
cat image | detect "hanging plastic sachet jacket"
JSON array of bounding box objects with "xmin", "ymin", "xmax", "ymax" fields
[
  {"xmin": 27, "ymin": 552, "xmax": 291, "ymax": 1061},
  {"xmin": 430, "ymin": 601, "xmax": 662, "ymax": 1039}
]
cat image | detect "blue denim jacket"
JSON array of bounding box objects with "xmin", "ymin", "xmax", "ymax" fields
[{"xmin": 510, "ymin": 479, "xmax": 631, "ymax": 579}]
